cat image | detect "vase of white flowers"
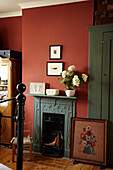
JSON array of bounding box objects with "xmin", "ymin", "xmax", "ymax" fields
[{"xmin": 58, "ymin": 65, "xmax": 88, "ymax": 97}]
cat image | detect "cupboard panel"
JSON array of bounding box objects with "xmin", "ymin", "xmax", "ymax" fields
[{"xmin": 88, "ymin": 24, "xmax": 113, "ymax": 167}]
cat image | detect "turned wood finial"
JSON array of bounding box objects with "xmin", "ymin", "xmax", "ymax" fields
[{"xmin": 16, "ymin": 83, "xmax": 26, "ymax": 93}]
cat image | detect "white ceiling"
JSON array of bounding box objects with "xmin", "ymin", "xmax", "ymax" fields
[{"xmin": 0, "ymin": 0, "xmax": 87, "ymax": 18}]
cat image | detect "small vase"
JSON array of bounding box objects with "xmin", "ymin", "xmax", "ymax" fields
[
  {"xmin": 83, "ymin": 146, "xmax": 91, "ymax": 154},
  {"xmin": 65, "ymin": 89, "xmax": 75, "ymax": 97}
]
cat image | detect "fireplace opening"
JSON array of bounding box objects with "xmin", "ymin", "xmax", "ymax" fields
[{"xmin": 42, "ymin": 113, "xmax": 64, "ymax": 158}]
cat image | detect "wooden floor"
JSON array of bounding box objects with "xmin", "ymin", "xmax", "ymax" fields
[{"xmin": 0, "ymin": 145, "xmax": 113, "ymax": 170}]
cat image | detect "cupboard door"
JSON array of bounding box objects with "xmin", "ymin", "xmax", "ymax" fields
[
  {"xmin": 0, "ymin": 62, "xmax": 8, "ymax": 104},
  {"xmin": 0, "ymin": 57, "xmax": 21, "ymax": 144},
  {"xmin": 102, "ymin": 32, "xmax": 113, "ymax": 166},
  {"xmin": 88, "ymin": 29, "xmax": 103, "ymax": 119},
  {"xmin": 88, "ymin": 25, "xmax": 113, "ymax": 167},
  {"xmin": 0, "ymin": 61, "xmax": 11, "ymax": 144},
  {"xmin": 102, "ymin": 32, "xmax": 113, "ymax": 119}
]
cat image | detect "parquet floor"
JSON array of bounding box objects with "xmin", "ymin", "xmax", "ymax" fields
[{"xmin": 0, "ymin": 145, "xmax": 113, "ymax": 170}]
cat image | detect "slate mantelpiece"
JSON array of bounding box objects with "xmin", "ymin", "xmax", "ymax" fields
[{"xmin": 28, "ymin": 94, "xmax": 77, "ymax": 158}]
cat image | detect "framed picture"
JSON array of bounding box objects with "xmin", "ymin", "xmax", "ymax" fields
[
  {"xmin": 70, "ymin": 118, "xmax": 107, "ymax": 166},
  {"xmin": 49, "ymin": 45, "xmax": 62, "ymax": 60},
  {"xmin": 47, "ymin": 62, "xmax": 64, "ymax": 76},
  {"xmin": 29, "ymin": 82, "xmax": 45, "ymax": 94}
]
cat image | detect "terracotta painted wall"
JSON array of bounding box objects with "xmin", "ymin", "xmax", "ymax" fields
[
  {"xmin": 22, "ymin": 0, "xmax": 94, "ymax": 135},
  {"xmin": 0, "ymin": 17, "xmax": 22, "ymax": 51}
]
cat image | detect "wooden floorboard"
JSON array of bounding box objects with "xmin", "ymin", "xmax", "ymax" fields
[{"xmin": 0, "ymin": 145, "xmax": 113, "ymax": 170}]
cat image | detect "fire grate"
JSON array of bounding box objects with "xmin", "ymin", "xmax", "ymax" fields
[{"xmin": 42, "ymin": 113, "xmax": 64, "ymax": 158}]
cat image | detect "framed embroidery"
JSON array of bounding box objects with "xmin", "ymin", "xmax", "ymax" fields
[{"xmin": 70, "ymin": 118, "xmax": 107, "ymax": 166}]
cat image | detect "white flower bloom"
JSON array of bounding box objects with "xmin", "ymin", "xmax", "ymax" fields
[
  {"xmin": 72, "ymin": 75, "xmax": 80, "ymax": 87},
  {"xmin": 68, "ymin": 65, "xmax": 75, "ymax": 72},
  {"xmin": 74, "ymin": 79, "xmax": 80, "ymax": 87},
  {"xmin": 66, "ymin": 72, "xmax": 70, "ymax": 76},
  {"xmin": 62, "ymin": 70, "xmax": 67, "ymax": 78},
  {"xmin": 73, "ymin": 75, "xmax": 78, "ymax": 80},
  {"xmin": 82, "ymin": 74, "xmax": 88, "ymax": 82},
  {"xmin": 82, "ymin": 140, "xmax": 87, "ymax": 146},
  {"xmin": 86, "ymin": 126, "xmax": 91, "ymax": 131},
  {"xmin": 86, "ymin": 136, "xmax": 90, "ymax": 141}
]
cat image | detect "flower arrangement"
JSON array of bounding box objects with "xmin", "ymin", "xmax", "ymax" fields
[
  {"xmin": 58, "ymin": 65, "xmax": 88, "ymax": 91},
  {"xmin": 79, "ymin": 126, "xmax": 97, "ymax": 155}
]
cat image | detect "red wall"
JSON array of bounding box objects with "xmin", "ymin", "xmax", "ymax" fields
[
  {"xmin": 22, "ymin": 0, "xmax": 94, "ymax": 134},
  {"xmin": 0, "ymin": 1, "xmax": 94, "ymax": 136},
  {"xmin": 0, "ymin": 17, "xmax": 22, "ymax": 51}
]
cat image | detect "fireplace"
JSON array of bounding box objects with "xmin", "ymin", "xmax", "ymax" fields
[
  {"xmin": 30, "ymin": 95, "xmax": 77, "ymax": 158},
  {"xmin": 42, "ymin": 113, "xmax": 64, "ymax": 157}
]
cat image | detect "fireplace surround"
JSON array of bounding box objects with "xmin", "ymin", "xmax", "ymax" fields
[{"xmin": 28, "ymin": 94, "xmax": 77, "ymax": 158}]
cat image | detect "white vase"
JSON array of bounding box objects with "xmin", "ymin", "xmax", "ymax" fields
[{"xmin": 65, "ymin": 89, "xmax": 75, "ymax": 97}]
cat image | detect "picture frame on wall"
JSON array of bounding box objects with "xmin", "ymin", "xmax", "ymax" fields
[
  {"xmin": 70, "ymin": 117, "xmax": 107, "ymax": 166},
  {"xmin": 29, "ymin": 82, "xmax": 45, "ymax": 94},
  {"xmin": 47, "ymin": 62, "xmax": 64, "ymax": 76},
  {"xmin": 49, "ymin": 45, "xmax": 62, "ymax": 60}
]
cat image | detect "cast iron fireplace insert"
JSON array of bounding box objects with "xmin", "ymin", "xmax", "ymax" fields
[{"xmin": 42, "ymin": 113, "xmax": 64, "ymax": 158}]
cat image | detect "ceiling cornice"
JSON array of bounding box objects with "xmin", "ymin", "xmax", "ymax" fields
[
  {"xmin": 0, "ymin": 11, "xmax": 22, "ymax": 18},
  {"xmin": 18, "ymin": 0, "xmax": 87, "ymax": 9},
  {"xmin": 0, "ymin": 0, "xmax": 87, "ymax": 18}
]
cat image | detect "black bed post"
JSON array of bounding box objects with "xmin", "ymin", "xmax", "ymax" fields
[{"xmin": 16, "ymin": 83, "xmax": 26, "ymax": 170}]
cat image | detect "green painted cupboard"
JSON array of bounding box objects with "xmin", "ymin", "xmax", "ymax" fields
[{"xmin": 88, "ymin": 24, "xmax": 113, "ymax": 167}]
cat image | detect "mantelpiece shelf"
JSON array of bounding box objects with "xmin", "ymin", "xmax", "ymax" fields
[{"xmin": 27, "ymin": 94, "xmax": 77, "ymax": 100}]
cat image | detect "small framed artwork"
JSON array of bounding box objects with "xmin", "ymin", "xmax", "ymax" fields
[
  {"xmin": 47, "ymin": 62, "xmax": 64, "ymax": 76},
  {"xmin": 29, "ymin": 82, "xmax": 45, "ymax": 94},
  {"xmin": 49, "ymin": 45, "xmax": 62, "ymax": 60},
  {"xmin": 70, "ymin": 118, "xmax": 107, "ymax": 166}
]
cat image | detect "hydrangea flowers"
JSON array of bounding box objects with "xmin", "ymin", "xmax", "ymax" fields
[{"xmin": 58, "ymin": 65, "xmax": 88, "ymax": 90}]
